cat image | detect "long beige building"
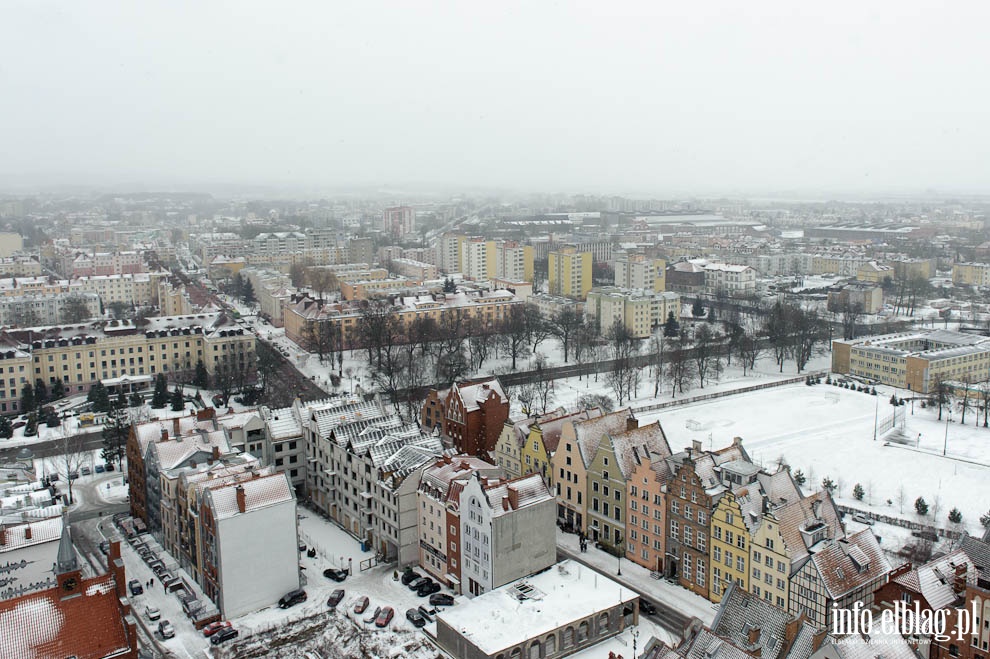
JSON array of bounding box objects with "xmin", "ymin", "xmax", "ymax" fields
[
  {"xmin": 585, "ymin": 287, "xmax": 680, "ymax": 338},
  {"xmin": 0, "ymin": 312, "xmax": 254, "ymax": 413},
  {"xmin": 831, "ymin": 329, "xmax": 990, "ymax": 392}
]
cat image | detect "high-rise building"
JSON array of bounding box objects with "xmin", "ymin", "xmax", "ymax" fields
[
  {"xmin": 494, "ymin": 241, "xmax": 534, "ymax": 283},
  {"xmin": 383, "ymin": 206, "xmax": 416, "ymax": 237},
  {"xmin": 548, "ymin": 245, "xmax": 592, "ymax": 300},
  {"xmin": 461, "ymin": 238, "xmax": 495, "ymax": 281}
]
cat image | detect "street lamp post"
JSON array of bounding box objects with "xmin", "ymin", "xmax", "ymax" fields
[{"xmin": 944, "ymin": 410, "xmax": 952, "ymax": 456}]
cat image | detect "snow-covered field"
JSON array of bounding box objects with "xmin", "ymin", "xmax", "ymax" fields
[{"xmin": 638, "ymin": 382, "xmax": 990, "ymax": 537}]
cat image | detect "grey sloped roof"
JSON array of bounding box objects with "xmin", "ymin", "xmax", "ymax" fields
[{"xmin": 711, "ymin": 583, "xmax": 792, "ymax": 659}]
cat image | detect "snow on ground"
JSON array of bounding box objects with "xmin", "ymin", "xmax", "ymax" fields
[
  {"xmin": 557, "ymin": 530, "xmax": 716, "ymax": 626},
  {"xmin": 637, "ymin": 382, "xmax": 990, "ymax": 538}
]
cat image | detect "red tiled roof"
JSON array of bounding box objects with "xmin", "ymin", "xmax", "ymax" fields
[{"xmin": 0, "ymin": 573, "xmax": 132, "ymax": 659}]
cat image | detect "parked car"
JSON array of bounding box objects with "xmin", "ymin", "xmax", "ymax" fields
[
  {"xmin": 416, "ymin": 581, "xmax": 441, "ymax": 597},
  {"xmin": 68, "ymin": 471, "xmax": 79, "ymax": 481},
  {"xmin": 128, "ymin": 579, "xmax": 143, "ymax": 596},
  {"xmin": 210, "ymin": 627, "xmax": 239, "ymax": 646},
  {"xmin": 105, "ymin": 463, "xmax": 115, "ymax": 471},
  {"xmin": 364, "ymin": 605, "xmax": 381, "ymax": 625},
  {"xmin": 852, "ymin": 513, "xmax": 874, "ymax": 525},
  {"xmin": 400, "ymin": 570, "xmax": 422, "ymax": 586},
  {"xmin": 417, "ymin": 605, "xmax": 435, "ymax": 622},
  {"xmin": 407, "ymin": 577, "xmax": 429, "ymax": 590},
  {"xmin": 429, "ymin": 593, "xmax": 455, "ymax": 607},
  {"xmin": 80, "ymin": 466, "xmax": 91, "ymax": 476},
  {"xmin": 94, "ymin": 464, "xmax": 106, "ymax": 473},
  {"xmin": 639, "ymin": 600, "xmax": 657, "ymax": 615},
  {"xmin": 145, "ymin": 606, "xmax": 161, "ymax": 621},
  {"xmin": 353, "ymin": 596, "xmax": 370, "ymax": 614},
  {"xmin": 323, "ymin": 568, "xmax": 348, "ymax": 582},
  {"xmin": 328, "ymin": 589, "xmax": 345, "ymax": 608},
  {"xmin": 202, "ymin": 621, "xmax": 232, "ymax": 637},
  {"xmin": 278, "ymin": 588, "xmax": 307, "ymax": 609},
  {"xmin": 375, "ymin": 607, "xmax": 395, "ymax": 628},
  {"xmin": 158, "ymin": 620, "xmax": 175, "ymax": 639},
  {"xmin": 405, "ymin": 608, "xmax": 426, "ymax": 628}
]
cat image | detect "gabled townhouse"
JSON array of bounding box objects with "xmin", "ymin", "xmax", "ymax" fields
[
  {"xmin": 417, "ymin": 455, "xmax": 502, "ymax": 592},
  {"xmin": 626, "ymin": 444, "xmax": 674, "ymax": 574},
  {"xmin": 742, "ymin": 469, "xmax": 804, "ymax": 608},
  {"xmin": 259, "ymin": 401, "xmax": 308, "ymax": 493},
  {"xmin": 522, "ymin": 408, "xmax": 604, "ymax": 485},
  {"xmin": 420, "ymin": 377, "xmax": 510, "ymax": 458},
  {"xmin": 791, "ymin": 528, "xmax": 891, "ymax": 629},
  {"xmin": 550, "ymin": 408, "xmax": 633, "ymax": 534},
  {"xmin": 492, "ymin": 410, "xmax": 563, "ymax": 479},
  {"xmin": 459, "ymin": 472, "xmax": 556, "ymax": 597},
  {"xmin": 664, "ymin": 438, "xmax": 749, "ymax": 599},
  {"xmin": 585, "ymin": 419, "xmax": 671, "ymax": 552}
]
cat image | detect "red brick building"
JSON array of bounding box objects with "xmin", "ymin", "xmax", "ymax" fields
[
  {"xmin": 420, "ymin": 377, "xmax": 509, "ymax": 458},
  {"xmin": 0, "ymin": 527, "xmax": 139, "ymax": 659}
]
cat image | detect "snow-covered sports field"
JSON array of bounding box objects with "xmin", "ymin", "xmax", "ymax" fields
[{"xmin": 639, "ymin": 382, "xmax": 990, "ymax": 535}]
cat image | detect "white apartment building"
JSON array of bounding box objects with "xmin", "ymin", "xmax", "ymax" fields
[
  {"xmin": 459, "ymin": 472, "xmax": 556, "ymax": 597},
  {"xmin": 585, "ymin": 287, "xmax": 681, "ymax": 338},
  {"xmin": 703, "ymin": 263, "xmax": 757, "ymax": 296},
  {"xmin": 613, "ymin": 250, "xmax": 666, "ymax": 291},
  {"xmin": 0, "ymin": 292, "xmax": 101, "ymax": 326},
  {"xmin": 494, "ymin": 241, "xmax": 533, "ymax": 283},
  {"xmin": 202, "ymin": 472, "xmax": 299, "ymax": 618},
  {"xmin": 462, "ymin": 238, "xmax": 494, "ymax": 281}
]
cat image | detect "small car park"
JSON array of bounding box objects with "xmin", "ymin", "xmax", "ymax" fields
[
  {"xmin": 211, "ymin": 627, "xmax": 239, "ymax": 645},
  {"xmin": 278, "ymin": 589, "xmax": 307, "ymax": 609},
  {"xmin": 429, "ymin": 593, "xmax": 455, "ymax": 607},
  {"xmin": 323, "ymin": 568, "xmax": 348, "ymax": 582},
  {"xmin": 145, "ymin": 606, "xmax": 161, "ymax": 621},
  {"xmin": 203, "ymin": 621, "xmax": 232, "ymax": 637},
  {"xmin": 128, "ymin": 580, "xmax": 143, "ymax": 596},
  {"xmin": 405, "ymin": 608, "xmax": 426, "ymax": 628},
  {"xmin": 328, "ymin": 589, "xmax": 346, "ymax": 609},
  {"xmin": 375, "ymin": 607, "xmax": 395, "ymax": 628},
  {"xmin": 353, "ymin": 596, "xmax": 370, "ymax": 614},
  {"xmin": 158, "ymin": 620, "xmax": 175, "ymax": 639}
]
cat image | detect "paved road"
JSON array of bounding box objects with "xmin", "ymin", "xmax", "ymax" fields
[
  {"xmin": 556, "ymin": 544, "xmax": 690, "ymax": 635},
  {"xmin": 0, "ymin": 429, "xmax": 104, "ymax": 463}
]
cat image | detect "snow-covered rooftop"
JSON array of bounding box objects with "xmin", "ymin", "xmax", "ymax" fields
[{"xmin": 437, "ymin": 560, "xmax": 637, "ymax": 655}]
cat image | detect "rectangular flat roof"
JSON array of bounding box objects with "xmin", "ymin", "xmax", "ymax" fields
[{"xmin": 437, "ymin": 560, "xmax": 636, "ymax": 655}]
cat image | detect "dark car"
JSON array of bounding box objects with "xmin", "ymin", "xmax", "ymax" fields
[
  {"xmin": 416, "ymin": 581, "xmax": 441, "ymax": 597},
  {"xmin": 400, "ymin": 570, "xmax": 422, "ymax": 586},
  {"xmin": 278, "ymin": 588, "xmax": 307, "ymax": 609},
  {"xmin": 328, "ymin": 589, "xmax": 345, "ymax": 609},
  {"xmin": 202, "ymin": 621, "xmax": 232, "ymax": 637},
  {"xmin": 210, "ymin": 627, "xmax": 239, "ymax": 645},
  {"xmin": 407, "ymin": 577, "xmax": 429, "ymax": 591},
  {"xmin": 323, "ymin": 568, "xmax": 348, "ymax": 582},
  {"xmin": 128, "ymin": 579, "xmax": 143, "ymax": 596},
  {"xmin": 429, "ymin": 593, "xmax": 455, "ymax": 607},
  {"xmin": 405, "ymin": 608, "xmax": 426, "ymax": 628},
  {"xmin": 640, "ymin": 600, "xmax": 657, "ymax": 615},
  {"xmin": 417, "ymin": 605, "xmax": 435, "ymax": 622},
  {"xmin": 375, "ymin": 606, "xmax": 395, "ymax": 628},
  {"xmin": 353, "ymin": 596, "xmax": 370, "ymax": 614}
]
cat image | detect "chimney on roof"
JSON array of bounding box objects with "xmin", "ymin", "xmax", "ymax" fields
[
  {"xmin": 212, "ymin": 446, "xmax": 220, "ymax": 461},
  {"xmin": 236, "ymin": 484, "xmax": 246, "ymax": 513},
  {"xmin": 748, "ymin": 625, "xmax": 761, "ymax": 647},
  {"xmin": 692, "ymin": 439, "xmax": 702, "ymax": 453},
  {"xmin": 0, "ymin": 524, "xmax": 5, "ymax": 546},
  {"xmin": 502, "ymin": 496, "xmax": 510, "ymax": 511},
  {"xmin": 507, "ymin": 485, "xmax": 519, "ymax": 510},
  {"xmin": 811, "ymin": 499, "xmax": 822, "ymax": 520},
  {"xmin": 733, "ymin": 436, "xmax": 743, "ymax": 447},
  {"xmin": 25, "ymin": 525, "xmax": 32, "ymax": 540},
  {"xmin": 173, "ymin": 417, "xmax": 180, "ymax": 436},
  {"xmin": 161, "ymin": 428, "xmax": 168, "ymax": 441},
  {"xmin": 627, "ymin": 415, "xmax": 639, "ymax": 432},
  {"xmin": 953, "ymin": 563, "xmax": 968, "ymax": 594},
  {"xmin": 197, "ymin": 407, "xmax": 216, "ymax": 422}
]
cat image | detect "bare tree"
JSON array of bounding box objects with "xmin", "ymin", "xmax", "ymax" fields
[
  {"xmin": 764, "ymin": 302, "xmax": 792, "ymax": 372},
  {"xmin": 289, "ymin": 259, "xmax": 312, "ymax": 288},
  {"xmin": 55, "ymin": 433, "xmax": 88, "ymax": 505},
  {"xmin": 306, "ymin": 267, "xmax": 337, "ymax": 304},
  {"xmin": 524, "ymin": 304, "xmax": 553, "ymax": 354},
  {"xmin": 62, "ymin": 294, "xmax": 94, "ymax": 323},
  {"xmin": 528, "ymin": 353, "xmax": 555, "ymax": 415},
  {"xmin": 692, "ymin": 324, "xmax": 722, "ymax": 388},
  {"xmin": 792, "ymin": 305, "xmax": 829, "ymax": 372},
  {"xmin": 980, "ymin": 378, "xmax": 990, "ymax": 427},
  {"xmin": 666, "ymin": 336, "xmax": 695, "ymax": 397},
  {"xmin": 648, "ymin": 331, "xmax": 666, "ymax": 398},
  {"xmin": 959, "ymin": 375, "xmax": 973, "ymax": 425},
  {"xmin": 931, "ymin": 374, "xmax": 951, "ymax": 421},
  {"xmin": 498, "ymin": 305, "xmax": 530, "ymax": 371},
  {"xmin": 840, "ymin": 302, "xmax": 864, "ymax": 340},
  {"xmin": 549, "ymin": 307, "xmax": 584, "ymax": 363},
  {"xmin": 604, "ymin": 319, "xmax": 640, "ymax": 406}
]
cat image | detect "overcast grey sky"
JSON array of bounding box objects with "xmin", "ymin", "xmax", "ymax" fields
[{"xmin": 2, "ymin": 1, "xmax": 988, "ymax": 196}]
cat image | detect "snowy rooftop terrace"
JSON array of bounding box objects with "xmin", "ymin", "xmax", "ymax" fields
[{"xmin": 436, "ymin": 560, "xmax": 637, "ymax": 655}]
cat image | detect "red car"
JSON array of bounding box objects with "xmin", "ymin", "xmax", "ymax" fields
[
  {"xmin": 375, "ymin": 606, "xmax": 395, "ymax": 628},
  {"xmin": 203, "ymin": 621, "xmax": 232, "ymax": 637}
]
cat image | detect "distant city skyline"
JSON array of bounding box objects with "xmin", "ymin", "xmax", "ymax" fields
[{"xmin": 3, "ymin": 1, "xmax": 990, "ymax": 196}]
